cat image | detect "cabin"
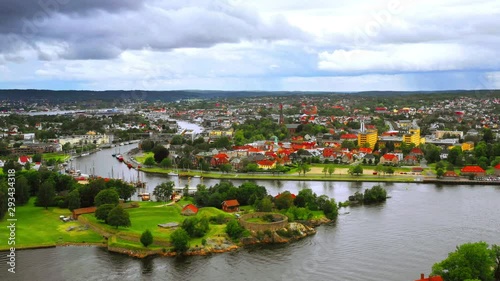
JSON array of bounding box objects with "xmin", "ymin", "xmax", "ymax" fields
[
  {"xmin": 71, "ymin": 206, "xmax": 97, "ymax": 220},
  {"xmin": 494, "ymin": 163, "xmax": 500, "ymax": 176},
  {"xmin": 18, "ymin": 155, "xmax": 32, "ymax": 166},
  {"xmin": 414, "ymin": 273, "xmax": 443, "ymax": 281},
  {"xmin": 460, "ymin": 165, "xmax": 486, "ymax": 177},
  {"xmin": 443, "ymin": 171, "xmax": 459, "ymax": 179},
  {"xmin": 380, "ymin": 153, "xmax": 399, "ymax": 165},
  {"xmin": 181, "ymin": 204, "xmax": 199, "ymax": 216},
  {"xmin": 222, "ymin": 199, "xmax": 240, "ymax": 212}
]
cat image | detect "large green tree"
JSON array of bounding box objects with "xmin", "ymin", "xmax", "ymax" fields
[
  {"xmin": 107, "ymin": 205, "xmax": 131, "ymax": 229},
  {"xmin": 171, "ymin": 228, "xmax": 190, "ymax": 253},
  {"xmin": 67, "ymin": 189, "xmax": 81, "ymax": 211},
  {"xmin": 95, "ymin": 204, "xmax": 115, "ymax": 223},
  {"xmin": 140, "ymin": 229, "xmax": 154, "ymax": 247},
  {"xmin": 432, "ymin": 242, "xmax": 496, "ymax": 281},
  {"xmin": 36, "ymin": 179, "xmax": 56, "ymax": 209},
  {"xmin": 153, "ymin": 181, "xmax": 174, "ymax": 202},
  {"xmin": 14, "ymin": 175, "xmax": 30, "ymax": 206},
  {"xmin": 94, "ymin": 188, "xmax": 119, "ymax": 207},
  {"xmin": 152, "ymin": 145, "xmax": 169, "ymax": 163}
]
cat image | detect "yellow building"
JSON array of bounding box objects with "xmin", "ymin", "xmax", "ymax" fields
[
  {"xmin": 358, "ymin": 130, "xmax": 378, "ymax": 149},
  {"xmin": 403, "ymin": 128, "xmax": 421, "ymax": 146},
  {"xmin": 461, "ymin": 141, "xmax": 474, "ymax": 151}
]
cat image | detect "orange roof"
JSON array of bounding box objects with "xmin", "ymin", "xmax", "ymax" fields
[
  {"xmin": 411, "ymin": 147, "xmax": 424, "ymax": 154},
  {"xmin": 443, "ymin": 171, "xmax": 458, "ymax": 177},
  {"xmin": 414, "ymin": 275, "xmax": 443, "ymax": 281},
  {"xmin": 257, "ymin": 159, "xmax": 276, "ymax": 166},
  {"xmin": 275, "ymin": 193, "xmax": 296, "ymax": 199},
  {"xmin": 358, "ymin": 147, "xmax": 373, "ymax": 154},
  {"xmin": 181, "ymin": 204, "xmax": 198, "ymax": 214},
  {"xmin": 222, "ymin": 199, "xmax": 240, "ymax": 207},
  {"xmin": 495, "ymin": 164, "xmax": 500, "ymax": 169},
  {"xmin": 214, "ymin": 153, "xmax": 229, "ymax": 159},
  {"xmin": 461, "ymin": 165, "xmax": 485, "ymax": 173},
  {"xmin": 382, "ymin": 154, "xmax": 398, "ymax": 160},
  {"xmin": 340, "ymin": 134, "xmax": 358, "ymax": 139}
]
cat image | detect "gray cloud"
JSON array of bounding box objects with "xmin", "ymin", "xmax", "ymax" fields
[{"xmin": 0, "ymin": 0, "xmax": 306, "ymax": 60}]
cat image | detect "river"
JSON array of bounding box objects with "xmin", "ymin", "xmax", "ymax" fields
[{"xmin": 1, "ymin": 143, "xmax": 500, "ymax": 281}]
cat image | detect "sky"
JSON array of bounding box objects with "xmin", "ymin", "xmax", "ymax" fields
[{"xmin": 0, "ymin": 0, "xmax": 499, "ymax": 92}]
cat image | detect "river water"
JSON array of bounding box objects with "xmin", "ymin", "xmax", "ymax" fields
[{"xmin": 1, "ymin": 143, "xmax": 500, "ymax": 281}]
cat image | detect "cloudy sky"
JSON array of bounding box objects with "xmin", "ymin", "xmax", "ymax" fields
[{"xmin": 0, "ymin": 0, "xmax": 499, "ymax": 91}]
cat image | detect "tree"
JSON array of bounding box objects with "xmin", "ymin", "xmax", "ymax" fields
[
  {"xmin": 349, "ymin": 165, "xmax": 363, "ymax": 176},
  {"xmin": 14, "ymin": 175, "xmax": 30, "ymax": 206},
  {"xmin": 255, "ymin": 196, "xmax": 273, "ymax": 212},
  {"xmin": 95, "ymin": 204, "xmax": 115, "ymax": 223},
  {"xmin": 144, "ymin": 156, "xmax": 156, "ymax": 166},
  {"xmin": 171, "ymin": 228, "xmax": 190, "ymax": 253},
  {"xmin": 432, "ymin": 242, "xmax": 495, "ymax": 281},
  {"xmin": 448, "ymin": 147, "xmax": 463, "ymax": 166},
  {"xmin": 67, "ymin": 189, "xmax": 81, "ymax": 211},
  {"xmin": 246, "ymin": 163, "xmax": 259, "ymax": 173},
  {"xmin": 182, "ymin": 217, "xmax": 209, "ymax": 238},
  {"xmin": 322, "ymin": 166, "xmax": 328, "ymax": 177},
  {"xmin": 110, "ymin": 180, "xmax": 136, "ymax": 202},
  {"xmin": 363, "ymin": 185, "xmax": 387, "ymax": 204},
  {"xmin": 140, "ymin": 229, "xmax": 153, "ymax": 247},
  {"xmin": 32, "ymin": 153, "xmax": 43, "ymax": 163},
  {"xmin": 94, "ymin": 188, "xmax": 119, "ymax": 207},
  {"xmin": 374, "ymin": 164, "xmax": 384, "ymax": 176},
  {"xmin": 140, "ymin": 140, "xmax": 155, "ymax": 152},
  {"xmin": 107, "ymin": 205, "xmax": 131, "ymax": 229},
  {"xmin": 328, "ymin": 165, "xmax": 335, "ymax": 177},
  {"xmin": 483, "ymin": 128, "xmax": 494, "ymax": 143},
  {"xmin": 152, "ymin": 144, "xmax": 169, "ymax": 163},
  {"xmin": 160, "ymin": 157, "xmax": 172, "ymax": 168},
  {"xmin": 322, "ymin": 199, "xmax": 338, "ymax": 221},
  {"xmin": 275, "ymin": 191, "xmax": 294, "ymax": 210},
  {"xmin": 220, "ymin": 163, "xmax": 232, "ymax": 173},
  {"xmin": 299, "ymin": 163, "xmax": 311, "ymax": 176},
  {"xmin": 226, "ymin": 219, "xmax": 245, "ymax": 240},
  {"xmin": 36, "ymin": 179, "xmax": 56, "ymax": 209},
  {"xmin": 436, "ymin": 168, "xmax": 444, "ymax": 179},
  {"xmin": 153, "ymin": 181, "xmax": 174, "ymax": 202},
  {"xmin": 3, "ymin": 160, "xmax": 22, "ymax": 174}
]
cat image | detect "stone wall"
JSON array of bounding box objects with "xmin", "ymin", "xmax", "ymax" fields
[{"xmin": 239, "ymin": 212, "xmax": 288, "ymax": 232}]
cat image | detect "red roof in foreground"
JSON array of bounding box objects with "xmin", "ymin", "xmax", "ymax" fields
[
  {"xmin": 495, "ymin": 163, "xmax": 500, "ymax": 169},
  {"xmin": 181, "ymin": 204, "xmax": 198, "ymax": 214},
  {"xmin": 222, "ymin": 199, "xmax": 240, "ymax": 207},
  {"xmin": 382, "ymin": 154, "xmax": 398, "ymax": 160},
  {"xmin": 414, "ymin": 274, "xmax": 443, "ymax": 281},
  {"xmin": 275, "ymin": 193, "xmax": 297, "ymax": 199},
  {"xmin": 461, "ymin": 165, "xmax": 485, "ymax": 173},
  {"xmin": 340, "ymin": 134, "xmax": 358, "ymax": 139}
]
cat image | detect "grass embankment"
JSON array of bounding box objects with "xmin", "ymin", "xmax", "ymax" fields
[
  {"xmin": 0, "ymin": 198, "xmax": 105, "ymax": 251},
  {"xmin": 133, "ymin": 152, "xmax": 154, "ymax": 164},
  {"xmin": 41, "ymin": 153, "xmax": 71, "ymax": 162},
  {"xmin": 81, "ymin": 198, "xmax": 234, "ymax": 250}
]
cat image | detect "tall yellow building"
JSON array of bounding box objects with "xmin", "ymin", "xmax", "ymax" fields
[
  {"xmin": 403, "ymin": 127, "xmax": 421, "ymax": 146},
  {"xmin": 357, "ymin": 119, "xmax": 378, "ymax": 149}
]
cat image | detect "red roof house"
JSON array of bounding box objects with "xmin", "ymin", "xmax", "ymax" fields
[
  {"xmin": 460, "ymin": 165, "xmax": 486, "ymax": 177},
  {"xmin": 222, "ymin": 199, "xmax": 240, "ymax": 212},
  {"xmin": 494, "ymin": 163, "xmax": 500, "ymax": 176},
  {"xmin": 414, "ymin": 273, "xmax": 443, "ymax": 281},
  {"xmin": 181, "ymin": 204, "xmax": 199, "ymax": 216},
  {"xmin": 257, "ymin": 159, "xmax": 276, "ymax": 170},
  {"xmin": 380, "ymin": 153, "xmax": 399, "ymax": 165},
  {"xmin": 340, "ymin": 134, "xmax": 358, "ymax": 140},
  {"xmin": 443, "ymin": 171, "xmax": 459, "ymax": 178},
  {"xmin": 18, "ymin": 155, "xmax": 32, "ymax": 165}
]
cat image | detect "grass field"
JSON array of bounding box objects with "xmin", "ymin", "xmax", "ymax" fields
[
  {"xmin": 134, "ymin": 152, "xmax": 154, "ymax": 164},
  {"xmin": 0, "ymin": 198, "xmax": 105, "ymax": 250},
  {"xmin": 42, "ymin": 153, "xmax": 71, "ymax": 162}
]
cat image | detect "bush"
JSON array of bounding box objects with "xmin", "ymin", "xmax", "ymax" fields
[
  {"xmin": 210, "ymin": 214, "xmax": 227, "ymax": 224},
  {"xmin": 363, "ymin": 185, "xmax": 387, "ymax": 204},
  {"xmin": 225, "ymin": 219, "xmax": 245, "ymax": 240},
  {"xmin": 171, "ymin": 228, "xmax": 190, "ymax": 253},
  {"xmin": 182, "ymin": 217, "xmax": 209, "ymax": 238},
  {"xmin": 201, "ymin": 238, "xmax": 207, "ymax": 246},
  {"xmin": 140, "ymin": 229, "xmax": 153, "ymax": 248},
  {"xmin": 95, "ymin": 204, "xmax": 115, "ymax": 223}
]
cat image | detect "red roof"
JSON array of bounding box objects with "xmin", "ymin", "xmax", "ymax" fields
[
  {"xmin": 257, "ymin": 159, "xmax": 276, "ymax": 166},
  {"xmin": 382, "ymin": 154, "xmax": 398, "ymax": 160},
  {"xmin": 18, "ymin": 155, "xmax": 32, "ymax": 163},
  {"xmin": 181, "ymin": 204, "xmax": 198, "ymax": 214},
  {"xmin": 222, "ymin": 199, "xmax": 240, "ymax": 207},
  {"xmin": 414, "ymin": 275, "xmax": 443, "ymax": 281},
  {"xmin": 410, "ymin": 147, "xmax": 424, "ymax": 154},
  {"xmin": 341, "ymin": 134, "xmax": 358, "ymax": 139},
  {"xmin": 358, "ymin": 147, "xmax": 373, "ymax": 154},
  {"xmin": 443, "ymin": 171, "xmax": 458, "ymax": 177},
  {"xmin": 275, "ymin": 193, "xmax": 296, "ymax": 199},
  {"xmin": 214, "ymin": 153, "xmax": 229, "ymax": 159},
  {"xmin": 495, "ymin": 164, "xmax": 500, "ymax": 170},
  {"xmin": 460, "ymin": 165, "xmax": 485, "ymax": 173}
]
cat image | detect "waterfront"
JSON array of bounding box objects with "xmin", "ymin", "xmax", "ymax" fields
[{"xmin": 1, "ymin": 144, "xmax": 499, "ymax": 280}]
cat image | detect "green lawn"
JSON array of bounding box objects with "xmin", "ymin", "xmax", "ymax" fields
[
  {"xmin": 41, "ymin": 153, "xmax": 71, "ymax": 162},
  {"xmin": 82, "ymin": 200, "xmax": 234, "ymax": 245},
  {"xmin": 0, "ymin": 198, "xmax": 105, "ymax": 250},
  {"xmin": 134, "ymin": 152, "xmax": 154, "ymax": 164}
]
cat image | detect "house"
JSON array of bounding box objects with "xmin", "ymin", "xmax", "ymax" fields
[
  {"xmin": 18, "ymin": 155, "xmax": 32, "ymax": 166},
  {"xmin": 181, "ymin": 204, "xmax": 199, "ymax": 216},
  {"xmin": 71, "ymin": 206, "xmax": 97, "ymax": 219},
  {"xmin": 222, "ymin": 199, "xmax": 240, "ymax": 212},
  {"xmin": 495, "ymin": 163, "xmax": 500, "ymax": 176},
  {"xmin": 414, "ymin": 273, "xmax": 443, "ymax": 281},
  {"xmin": 443, "ymin": 170, "xmax": 459, "ymax": 179},
  {"xmin": 411, "ymin": 167, "xmax": 423, "ymax": 174},
  {"xmin": 409, "ymin": 147, "xmax": 424, "ymax": 157},
  {"xmin": 380, "ymin": 153, "xmax": 399, "ymax": 165},
  {"xmin": 460, "ymin": 165, "xmax": 486, "ymax": 177},
  {"xmin": 257, "ymin": 159, "xmax": 276, "ymax": 170},
  {"xmin": 403, "ymin": 155, "xmax": 419, "ymax": 165}
]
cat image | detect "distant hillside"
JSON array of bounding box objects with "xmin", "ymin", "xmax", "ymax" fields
[{"xmin": 0, "ymin": 89, "xmax": 498, "ymax": 103}]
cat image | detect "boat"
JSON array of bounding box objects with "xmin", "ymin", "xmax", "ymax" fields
[
  {"xmin": 116, "ymin": 155, "xmax": 124, "ymax": 162},
  {"xmin": 168, "ymin": 172, "xmax": 178, "ymax": 176},
  {"xmin": 127, "ymin": 163, "xmax": 133, "ymax": 169},
  {"xmin": 193, "ymin": 175, "xmax": 201, "ymax": 178},
  {"xmin": 80, "ymin": 152, "xmax": 90, "ymax": 157},
  {"xmin": 111, "ymin": 153, "xmax": 116, "ymax": 157}
]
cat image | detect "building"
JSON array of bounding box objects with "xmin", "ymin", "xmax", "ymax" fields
[
  {"xmin": 414, "ymin": 274, "xmax": 443, "ymax": 281},
  {"xmin": 257, "ymin": 159, "xmax": 276, "ymax": 170},
  {"xmin": 403, "ymin": 127, "xmax": 421, "ymax": 146},
  {"xmin": 71, "ymin": 207, "xmax": 97, "ymax": 219},
  {"xmin": 357, "ymin": 119, "xmax": 378, "ymax": 149},
  {"xmin": 380, "ymin": 153, "xmax": 399, "ymax": 165},
  {"xmin": 460, "ymin": 166, "xmax": 486, "ymax": 177},
  {"xmin": 494, "ymin": 163, "xmax": 500, "ymax": 176},
  {"xmin": 222, "ymin": 199, "xmax": 240, "ymax": 212},
  {"xmin": 181, "ymin": 204, "xmax": 199, "ymax": 216},
  {"xmin": 18, "ymin": 155, "xmax": 32, "ymax": 165},
  {"xmin": 58, "ymin": 132, "xmax": 111, "ymax": 146},
  {"xmin": 443, "ymin": 171, "xmax": 459, "ymax": 179}
]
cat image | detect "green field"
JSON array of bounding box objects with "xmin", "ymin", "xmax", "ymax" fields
[
  {"xmin": 134, "ymin": 152, "xmax": 154, "ymax": 164},
  {"xmin": 41, "ymin": 153, "xmax": 71, "ymax": 162},
  {"xmin": 0, "ymin": 198, "xmax": 105, "ymax": 250}
]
